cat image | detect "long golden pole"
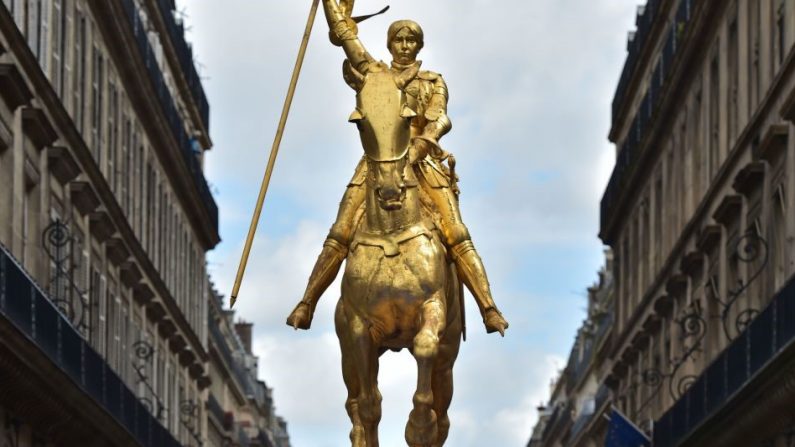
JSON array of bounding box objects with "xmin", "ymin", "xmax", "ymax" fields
[{"xmin": 230, "ymin": 0, "xmax": 321, "ymax": 307}]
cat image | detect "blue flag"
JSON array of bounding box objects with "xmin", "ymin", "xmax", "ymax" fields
[{"xmin": 605, "ymin": 408, "xmax": 651, "ymax": 447}]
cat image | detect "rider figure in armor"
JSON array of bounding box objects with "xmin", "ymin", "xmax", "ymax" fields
[{"xmin": 286, "ymin": 0, "xmax": 509, "ymax": 335}]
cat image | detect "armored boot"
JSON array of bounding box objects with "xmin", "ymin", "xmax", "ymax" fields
[
  {"xmin": 286, "ymin": 238, "xmax": 347, "ymax": 330},
  {"xmin": 451, "ymin": 241, "xmax": 509, "ymax": 336}
]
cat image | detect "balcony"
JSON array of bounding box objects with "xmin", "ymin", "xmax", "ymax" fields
[
  {"xmin": 253, "ymin": 430, "xmax": 276, "ymax": 447},
  {"xmin": 209, "ymin": 321, "xmax": 257, "ymax": 398},
  {"xmin": 0, "ymin": 245, "xmax": 183, "ymax": 447},
  {"xmin": 154, "ymin": 0, "xmax": 210, "ymax": 131},
  {"xmin": 570, "ymin": 410, "xmax": 591, "ymax": 440},
  {"xmin": 542, "ymin": 401, "xmax": 574, "ymax": 442},
  {"xmin": 653, "ymin": 275, "xmax": 795, "ymax": 447},
  {"xmin": 611, "ymin": 0, "xmax": 662, "ymax": 123},
  {"xmin": 601, "ymin": 0, "xmax": 697, "ymax": 243},
  {"xmin": 567, "ymin": 310, "xmax": 613, "ymax": 389},
  {"xmin": 119, "ymin": 0, "xmax": 218, "ymax": 234}
]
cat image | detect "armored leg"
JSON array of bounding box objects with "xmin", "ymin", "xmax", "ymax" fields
[
  {"xmin": 420, "ymin": 173, "xmax": 509, "ymax": 335},
  {"xmin": 286, "ymin": 160, "xmax": 367, "ymax": 330},
  {"xmin": 450, "ymin": 241, "xmax": 508, "ymax": 335}
]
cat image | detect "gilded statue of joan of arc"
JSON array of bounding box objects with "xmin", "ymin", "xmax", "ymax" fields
[{"xmin": 286, "ymin": 0, "xmax": 509, "ymax": 336}]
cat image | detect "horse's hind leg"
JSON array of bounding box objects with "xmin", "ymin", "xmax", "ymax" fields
[
  {"xmin": 336, "ymin": 300, "xmax": 366, "ymax": 446},
  {"xmin": 406, "ymin": 293, "xmax": 446, "ymax": 447}
]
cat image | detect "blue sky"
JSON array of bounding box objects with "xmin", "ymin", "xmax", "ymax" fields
[{"xmin": 179, "ymin": 1, "xmax": 638, "ymax": 445}]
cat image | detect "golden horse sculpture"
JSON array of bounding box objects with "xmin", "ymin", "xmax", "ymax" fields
[
  {"xmin": 335, "ymin": 62, "xmax": 463, "ymax": 447},
  {"xmin": 285, "ymin": 1, "xmax": 508, "ymax": 445}
]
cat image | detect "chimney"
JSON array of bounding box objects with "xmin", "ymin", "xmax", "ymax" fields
[{"xmin": 235, "ymin": 321, "xmax": 253, "ymax": 355}]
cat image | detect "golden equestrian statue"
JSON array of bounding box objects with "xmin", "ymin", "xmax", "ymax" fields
[
  {"xmin": 279, "ymin": 1, "xmax": 509, "ymax": 445},
  {"xmin": 228, "ymin": 0, "xmax": 509, "ymax": 445}
]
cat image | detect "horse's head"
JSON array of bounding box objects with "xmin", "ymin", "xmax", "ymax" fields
[{"xmin": 345, "ymin": 61, "xmax": 420, "ymax": 210}]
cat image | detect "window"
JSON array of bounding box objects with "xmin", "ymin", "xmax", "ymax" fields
[
  {"xmin": 22, "ymin": 170, "xmax": 40, "ymax": 270},
  {"xmin": 73, "ymin": 9, "xmax": 86, "ymax": 131},
  {"xmin": 775, "ymin": 0, "xmax": 786, "ymax": 69},
  {"xmin": 107, "ymin": 290, "xmax": 119, "ymax": 370},
  {"xmin": 27, "ymin": 0, "xmax": 40, "ymax": 61},
  {"xmin": 129, "ymin": 127, "xmax": 138, "ymax": 221},
  {"xmin": 728, "ymin": 17, "xmax": 739, "ymax": 145},
  {"xmin": 749, "ymin": 0, "xmax": 761, "ymax": 111},
  {"xmin": 51, "ymin": 0, "xmax": 62, "ymax": 95},
  {"xmin": 123, "ymin": 117, "xmax": 132, "ymax": 215},
  {"xmin": 131, "ymin": 129, "xmax": 140, "ymax": 232},
  {"xmin": 772, "ymin": 184, "xmax": 787, "ymax": 292},
  {"xmin": 91, "ymin": 45, "xmax": 103, "ymax": 162},
  {"xmin": 137, "ymin": 144, "xmax": 144, "ymax": 235},
  {"xmin": 121, "ymin": 300, "xmax": 130, "ymax": 384},
  {"xmin": 89, "ymin": 268, "xmax": 101, "ymax": 348},
  {"xmin": 146, "ymin": 163, "xmax": 155, "ymax": 253},
  {"xmin": 709, "ymin": 51, "xmax": 720, "ymax": 178},
  {"xmin": 691, "ymin": 91, "xmax": 703, "ymax": 198},
  {"xmin": 107, "ymin": 82, "xmax": 118, "ymax": 191}
]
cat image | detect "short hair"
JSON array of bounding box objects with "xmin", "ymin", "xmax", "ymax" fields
[{"xmin": 387, "ymin": 20, "xmax": 424, "ymax": 50}]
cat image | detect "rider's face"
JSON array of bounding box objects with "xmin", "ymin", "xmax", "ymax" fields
[{"xmin": 389, "ymin": 28, "xmax": 421, "ymax": 65}]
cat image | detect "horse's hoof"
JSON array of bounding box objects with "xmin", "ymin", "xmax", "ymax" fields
[
  {"xmin": 484, "ymin": 308, "xmax": 509, "ymax": 336},
  {"xmin": 286, "ymin": 302, "xmax": 313, "ymax": 330},
  {"xmin": 406, "ymin": 408, "xmax": 438, "ymax": 446},
  {"xmin": 350, "ymin": 426, "xmax": 366, "ymax": 447}
]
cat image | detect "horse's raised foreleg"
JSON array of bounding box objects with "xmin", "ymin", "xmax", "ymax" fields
[
  {"xmin": 406, "ymin": 293, "xmax": 447, "ymax": 447},
  {"xmin": 346, "ymin": 310, "xmax": 382, "ymax": 446},
  {"xmin": 335, "ymin": 300, "xmax": 366, "ymax": 447}
]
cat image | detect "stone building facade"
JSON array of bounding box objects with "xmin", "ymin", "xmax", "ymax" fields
[
  {"xmin": 599, "ymin": 0, "xmax": 795, "ymax": 445},
  {"xmin": 527, "ymin": 253, "xmax": 615, "ymax": 447},
  {"xmin": 530, "ymin": 1, "xmax": 795, "ymax": 445},
  {"xmin": 0, "ymin": 0, "xmax": 289, "ymax": 446},
  {"xmin": 206, "ymin": 289, "xmax": 291, "ymax": 447}
]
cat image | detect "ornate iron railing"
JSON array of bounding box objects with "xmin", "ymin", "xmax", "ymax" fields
[
  {"xmin": 154, "ymin": 0, "xmax": 210, "ymax": 129},
  {"xmin": 42, "ymin": 219, "xmax": 92, "ymax": 336},
  {"xmin": 619, "ymin": 230, "xmax": 769, "ymax": 419},
  {"xmin": 132, "ymin": 339, "xmax": 167, "ymax": 421},
  {"xmin": 653, "ymin": 274, "xmax": 795, "ymax": 447},
  {"xmin": 0, "ymin": 245, "xmax": 183, "ymax": 447},
  {"xmin": 119, "ymin": 0, "xmax": 218, "ymax": 233},
  {"xmin": 710, "ymin": 230, "xmax": 769, "ymax": 341},
  {"xmin": 602, "ymin": 0, "xmax": 699, "ymax": 241},
  {"xmin": 179, "ymin": 399, "xmax": 203, "ymax": 446}
]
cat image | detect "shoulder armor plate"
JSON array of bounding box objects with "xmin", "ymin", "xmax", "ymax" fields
[{"xmin": 418, "ymin": 70, "xmax": 440, "ymax": 81}]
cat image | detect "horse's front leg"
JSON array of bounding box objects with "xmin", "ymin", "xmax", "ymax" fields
[
  {"xmin": 336, "ymin": 300, "xmax": 367, "ymax": 447},
  {"xmin": 406, "ymin": 293, "xmax": 446, "ymax": 447},
  {"xmin": 346, "ymin": 310, "xmax": 382, "ymax": 446}
]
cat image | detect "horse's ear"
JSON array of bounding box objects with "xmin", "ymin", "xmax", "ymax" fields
[
  {"xmin": 343, "ymin": 59, "xmax": 365, "ymax": 91},
  {"xmin": 348, "ymin": 109, "xmax": 364, "ymax": 123},
  {"xmin": 394, "ymin": 63, "xmax": 420, "ymax": 89},
  {"xmin": 400, "ymin": 105, "xmax": 417, "ymax": 119}
]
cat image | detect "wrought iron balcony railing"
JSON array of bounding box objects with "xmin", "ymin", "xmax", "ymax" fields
[
  {"xmin": 653, "ymin": 275, "xmax": 795, "ymax": 447},
  {"xmin": 542, "ymin": 402, "xmax": 573, "ymax": 441},
  {"xmin": 601, "ymin": 0, "xmax": 698, "ymax": 242},
  {"xmin": 209, "ymin": 321, "xmax": 258, "ymax": 399},
  {"xmin": 0, "ymin": 244, "xmax": 183, "ymax": 447},
  {"xmin": 154, "ymin": 0, "xmax": 210, "ymax": 130},
  {"xmin": 120, "ymin": 0, "xmax": 218, "ymax": 233},
  {"xmin": 611, "ymin": 0, "xmax": 662, "ymax": 122}
]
